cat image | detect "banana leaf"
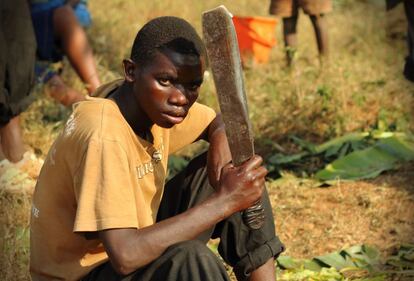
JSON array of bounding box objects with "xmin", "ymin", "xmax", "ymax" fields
[
  {"xmin": 268, "ymin": 132, "xmax": 370, "ymax": 166},
  {"xmin": 277, "ymin": 245, "xmax": 380, "ymax": 272},
  {"xmin": 316, "ymin": 135, "xmax": 414, "ymax": 182}
]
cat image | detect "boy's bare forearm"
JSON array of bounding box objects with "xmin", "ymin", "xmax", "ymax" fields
[{"xmin": 100, "ymin": 192, "xmax": 232, "ymax": 275}]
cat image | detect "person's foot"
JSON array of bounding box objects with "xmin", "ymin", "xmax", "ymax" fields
[
  {"xmin": 0, "ymin": 116, "xmax": 25, "ymax": 163},
  {"xmin": 47, "ymin": 74, "xmax": 86, "ymax": 106},
  {"xmin": 0, "ymin": 150, "xmax": 44, "ymax": 194}
]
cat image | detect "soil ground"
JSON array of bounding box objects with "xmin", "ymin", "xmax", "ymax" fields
[{"xmin": 268, "ymin": 163, "xmax": 414, "ymax": 260}]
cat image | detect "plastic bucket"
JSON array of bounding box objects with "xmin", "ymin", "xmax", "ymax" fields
[{"xmin": 232, "ymin": 16, "xmax": 277, "ymax": 64}]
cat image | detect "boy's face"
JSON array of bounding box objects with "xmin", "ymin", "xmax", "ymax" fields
[{"xmin": 130, "ymin": 49, "xmax": 204, "ymax": 129}]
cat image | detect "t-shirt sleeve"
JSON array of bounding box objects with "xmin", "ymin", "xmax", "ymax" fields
[
  {"xmin": 73, "ymin": 139, "xmax": 138, "ymax": 232},
  {"xmin": 169, "ymin": 102, "xmax": 216, "ymax": 154}
]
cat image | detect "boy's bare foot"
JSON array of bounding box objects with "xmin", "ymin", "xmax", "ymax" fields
[
  {"xmin": 0, "ymin": 116, "xmax": 26, "ymax": 163},
  {"xmin": 47, "ymin": 74, "xmax": 86, "ymax": 106}
]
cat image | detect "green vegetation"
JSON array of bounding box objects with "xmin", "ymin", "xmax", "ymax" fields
[{"xmin": 266, "ymin": 132, "xmax": 414, "ymax": 182}]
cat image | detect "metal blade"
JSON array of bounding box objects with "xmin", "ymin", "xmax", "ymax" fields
[{"xmin": 202, "ymin": 5, "xmax": 254, "ymax": 166}]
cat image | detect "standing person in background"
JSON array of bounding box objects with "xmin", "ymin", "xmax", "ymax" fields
[
  {"xmin": 0, "ymin": 0, "xmax": 37, "ymax": 163},
  {"xmin": 269, "ymin": 0, "xmax": 332, "ymax": 66},
  {"xmin": 387, "ymin": 0, "xmax": 414, "ymax": 82},
  {"xmin": 30, "ymin": 0, "xmax": 101, "ymax": 106}
]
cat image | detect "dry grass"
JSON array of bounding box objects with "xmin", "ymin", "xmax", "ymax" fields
[{"xmin": 1, "ymin": 1, "xmax": 413, "ymax": 280}]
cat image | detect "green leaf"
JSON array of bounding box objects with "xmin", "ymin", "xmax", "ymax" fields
[
  {"xmin": 315, "ymin": 135, "xmax": 414, "ymax": 182},
  {"xmin": 314, "ymin": 132, "xmax": 370, "ymax": 154},
  {"xmin": 314, "ymin": 252, "xmax": 355, "ymax": 270},
  {"xmin": 303, "ymin": 260, "xmax": 324, "ymax": 272},
  {"xmin": 290, "ymin": 135, "xmax": 317, "ymax": 153},
  {"xmin": 277, "ymin": 256, "xmax": 301, "ymax": 269},
  {"xmin": 324, "ymin": 143, "xmax": 342, "ymax": 158},
  {"xmin": 268, "ymin": 152, "xmax": 309, "ymax": 165}
]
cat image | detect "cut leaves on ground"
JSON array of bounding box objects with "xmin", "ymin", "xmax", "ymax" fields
[
  {"xmin": 267, "ymin": 132, "xmax": 414, "ymax": 183},
  {"xmin": 276, "ymin": 244, "xmax": 414, "ymax": 281}
]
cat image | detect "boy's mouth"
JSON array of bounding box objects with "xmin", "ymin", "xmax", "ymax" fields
[{"xmin": 161, "ymin": 112, "xmax": 186, "ymax": 124}]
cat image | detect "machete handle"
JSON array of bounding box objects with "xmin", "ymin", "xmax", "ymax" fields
[{"xmin": 243, "ymin": 199, "xmax": 265, "ymax": 230}]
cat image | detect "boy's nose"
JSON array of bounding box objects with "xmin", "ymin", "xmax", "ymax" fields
[{"xmin": 169, "ymin": 87, "xmax": 188, "ymax": 106}]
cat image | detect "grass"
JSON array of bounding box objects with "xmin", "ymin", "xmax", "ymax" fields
[{"xmin": 1, "ymin": 0, "xmax": 413, "ymax": 280}]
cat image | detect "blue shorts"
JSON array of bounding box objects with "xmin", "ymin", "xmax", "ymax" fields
[{"xmin": 31, "ymin": 0, "xmax": 91, "ymax": 82}]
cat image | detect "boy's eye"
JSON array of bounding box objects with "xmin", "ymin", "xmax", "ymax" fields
[
  {"xmin": 187, "ymin": 83, "xmax": 201, "ymax": 91},
  {"xmin": 158, "ymin": 78, "xmax": 172, "ymax": 87}
]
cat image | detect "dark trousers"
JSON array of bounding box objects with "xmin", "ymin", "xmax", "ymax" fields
[
  {"xmin": 404, "ymin": 0, "xmax": 414, "ymax": 81},
  {"xmin": 82, "ymin": 153, "xmax": 284, "ymax": 281}
]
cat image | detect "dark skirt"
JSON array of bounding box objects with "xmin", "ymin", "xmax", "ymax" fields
[{"xmin": 0, "ymin": 0, "xmax": 37, "ymax": 126}]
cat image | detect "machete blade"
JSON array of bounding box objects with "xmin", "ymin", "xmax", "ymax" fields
[{"xmin": 202, "ymin": 5, "xmax": 254, "ymax": 166}]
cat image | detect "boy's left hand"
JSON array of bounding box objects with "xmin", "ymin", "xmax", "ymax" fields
[{"xmin": 206, "ymin": 115, "xmax": 232, "ymax": 189}]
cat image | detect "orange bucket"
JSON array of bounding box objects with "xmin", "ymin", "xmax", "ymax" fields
[{"xmin": 232, "ymin": 16, "xmax": 277, "ymax": 64}]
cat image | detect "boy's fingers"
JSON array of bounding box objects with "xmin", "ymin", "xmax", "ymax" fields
[
  {"xmin": 222, "ymin": 161, "xmax": 235, "ymax": 173},
  {"xmin": 242, "ymin": 155, "xmax": 263, "ymax": 172},
  {"xmin": 248, "ymin": 166, "xmax": 268, "ymax": 185},
  {"xmin": 254, "ymin": 166, "xmax": 268, "ymax": 179}
]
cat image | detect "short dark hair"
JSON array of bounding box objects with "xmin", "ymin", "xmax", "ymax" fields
[{"xmin": 130, "ymin": 16, "xmax": 206, "ymax": 66}]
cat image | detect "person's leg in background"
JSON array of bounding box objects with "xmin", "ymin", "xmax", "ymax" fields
[
  {"xmin": 309, "ymin": 14, "xmax": 329, "ymax": 64},
  {"xmin": 282, "ymin": 15, "xmax": 299, "ymax": 66},
  {"xmin": 53, "ymin": 4, "xmax": 101, "ymax": 94},
  {"xmin": 269, "ymin": 0, "xmax": 299, "ymax": 66},
  {"xmin": 0, "ymin": 117, "xmax": 25, "ymax": 163}
]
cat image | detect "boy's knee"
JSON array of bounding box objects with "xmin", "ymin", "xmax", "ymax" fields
[
  {"xmin": 164, "ymin": 240, "xmax": 228, "ymax": 280},
  {"xmin": 166, "ymin": 240, "xmax": 223, "ymax": 268},
  {"xmin": 167, "ymin": 240, "xmax": 212, "ymax": 258}
]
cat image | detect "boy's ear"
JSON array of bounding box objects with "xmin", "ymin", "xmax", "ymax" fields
[{"xmin": 123, "ymin": 59, "xmax": 136, "ymax": 82}]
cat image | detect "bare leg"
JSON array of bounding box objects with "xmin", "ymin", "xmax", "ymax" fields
[
  {"xmin": 248, "ymin": 258, "xmax": 276, "ymax": 281},
  {"xmin": 282, "ymin": 15, "xmax": 299, "ymax": 66},
  {"xmin": 309, "ymin": 14, "xmax": 329, "ymax": 60},
  {"xmin": 46, "ymin": 74, "xmax": 86, "ymax": 106},
  {"xmin": 403, "ymin": 0, "xmax": 414, "ymax": 81},
  {"xmin": 53, "ymin": 5, "xmax": 100, "ymax": 94},
  {"xmin": 0, "ymin": 116, "xmax": 25, "ymax": 163}
]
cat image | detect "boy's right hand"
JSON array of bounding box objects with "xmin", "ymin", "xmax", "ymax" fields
[{"xmin": 217, "ymin": 155, "xmax": 268, "ymax": 214}]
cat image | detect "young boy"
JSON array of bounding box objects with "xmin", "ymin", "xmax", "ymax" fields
[{"xmin": 30, "ymin": 16, "xmax": 284, "ymax": 281}]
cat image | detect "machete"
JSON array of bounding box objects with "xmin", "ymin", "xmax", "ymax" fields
[{"xmin": 202, "ymin": 5, "xmax": 265, "ymax": 229}]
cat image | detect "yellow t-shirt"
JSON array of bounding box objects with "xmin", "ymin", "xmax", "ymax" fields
[{"xmin": 30, "ymin": 80, "xmax": 216, "ymax": 281}]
